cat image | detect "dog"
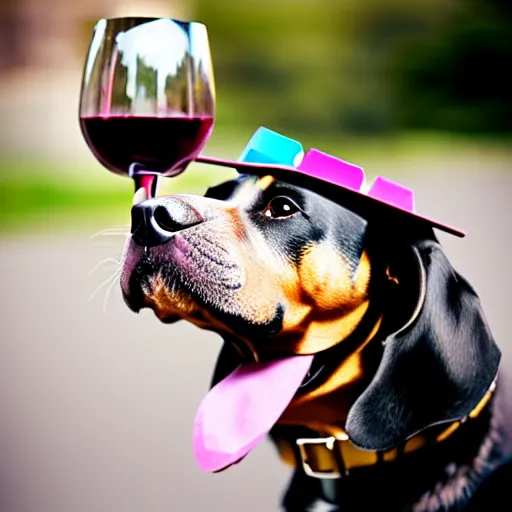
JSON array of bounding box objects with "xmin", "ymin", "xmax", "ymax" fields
[{"xmin": 120, "ymin": 173, "xmax": 512, "ymax": 511}]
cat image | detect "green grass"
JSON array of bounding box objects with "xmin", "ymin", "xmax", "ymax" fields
[
  {"xmin": 0, "ymin": 158, "xmax": 237, "ymax": 236},
  {"xmin": 1, "ymin": 130, "xmax": 510, "ymax": 236}
]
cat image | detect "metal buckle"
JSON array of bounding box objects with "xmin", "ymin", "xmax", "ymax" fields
[{"xmin": 296, "ymin": 436, "xmax": 345, "ymax": 479}]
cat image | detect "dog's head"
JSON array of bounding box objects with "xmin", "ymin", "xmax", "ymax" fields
[
  {"xmin": 121, "ymin": 174, "xmax": 500, "ymax": 467},
  {"xmin": 122, "ymin": 175, "xmax": 373, "ymax": 354}
]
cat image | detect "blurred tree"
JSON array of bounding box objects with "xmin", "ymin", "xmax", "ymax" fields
[
  {"xmin": 0, "ymin": 0, "xmax": 28, "ymax": 71},
  {"xmin": 165, "ymin": 54, "xmax": 192, "ymax": 113},
  {"xmin": 194, "ymin": 0, "xmax": 511, "ymax": 137},
  {"xmin": 136, "ymin": 56, "xmax": 158, "ymax": 100},
  {"xmin": 195, "ymin": 0, "xmax": 368, "ymax": 139},
  {"xmin": 394, "ymin": 0, "xmax": 512, "ymax": 134}
]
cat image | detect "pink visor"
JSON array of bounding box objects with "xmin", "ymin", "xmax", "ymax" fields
[{"xmin": 196, "ymin": 150, "xmax": 465, "ymax": 238}]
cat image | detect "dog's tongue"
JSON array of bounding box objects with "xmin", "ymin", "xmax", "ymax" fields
[{"xmin": 193, "ymin": 355, "xmax": 314, "ymax": 472}]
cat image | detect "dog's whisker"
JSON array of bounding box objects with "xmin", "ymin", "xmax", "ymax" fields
[
  {"xmin": 90, "ymin": 232, "xmax": 129, "ymax": 239},
  {"xmin": 89, "ymin": 269, "xmax": 122, "ymax": 303},
  {"xmin": 96, "ymin": 224, "xmax": 129, "ymax": 230},
  {"xmin": 90, "ymin": 226, "xmax": 129, "ymax": 234},
  {"xmin": 89, "ymin": 226, "xmax": 130, "ymax": 239},
  {"xmin": 102, "ymin": 269, "xmax": 122, "ymax": 313},
  {"xmin": 88, "ymin": 257, "xmax": 121, "ymax": 276}
]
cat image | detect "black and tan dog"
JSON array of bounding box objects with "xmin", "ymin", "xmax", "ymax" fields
[{"xmin": 121, "ymin": 173, "xmax": 512, "ymax": 511}]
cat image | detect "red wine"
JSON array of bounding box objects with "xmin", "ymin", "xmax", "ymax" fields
[{"xmin": 80, "ymin": 115, "xmax": 214, "ymax": 176}]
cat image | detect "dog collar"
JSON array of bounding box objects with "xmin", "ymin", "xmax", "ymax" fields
[
  {"xmin": 276, "ymin": 378, "xmax": 496, "ymax": 479},
  {"xmin": 196, "ymin": 127, "xmax": 465, "ymax": 238}
]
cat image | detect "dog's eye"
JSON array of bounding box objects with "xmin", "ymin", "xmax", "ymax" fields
[{"xmin": 263, "ymin": 196, "xmax": 301, "ymax": 219}]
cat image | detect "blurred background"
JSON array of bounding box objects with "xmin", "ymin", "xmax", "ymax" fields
[{"xmin": 0, "ymin": 0, "xmax": 511, "ymax": 510}]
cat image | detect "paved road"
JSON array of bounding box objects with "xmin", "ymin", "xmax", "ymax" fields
[{"xmin": 1, "ymin": 168, "xmax": 511, "ymax": 512}]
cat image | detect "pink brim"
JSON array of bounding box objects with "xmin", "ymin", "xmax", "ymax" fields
[{"xmin": 195, "ymin": 155, "xmax": 465, "ymax": 238}]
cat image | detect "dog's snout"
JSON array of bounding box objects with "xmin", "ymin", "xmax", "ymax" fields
[{"xmin": 131, "ymin": 198, "xmax": 204, "ymax": 247}]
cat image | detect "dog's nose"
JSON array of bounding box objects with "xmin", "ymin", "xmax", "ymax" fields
[{"xmin": 131, "ymin": 198, "xmax": 204, "ymax": 247}]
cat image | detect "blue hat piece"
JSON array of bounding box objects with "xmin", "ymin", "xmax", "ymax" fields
[{"xmin": 238, "ymin": 127, "xmax": 304, "ymax": 167}]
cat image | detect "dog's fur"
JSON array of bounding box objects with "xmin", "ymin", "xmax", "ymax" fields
[{"xmin": 121, "ymin": 174, "xmax": 512, "ymax": 511}]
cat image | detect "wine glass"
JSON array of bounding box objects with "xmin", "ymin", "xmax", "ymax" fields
[{"xmin": 79, "ymin": 17, "xmax": 215, "ymax": 199}]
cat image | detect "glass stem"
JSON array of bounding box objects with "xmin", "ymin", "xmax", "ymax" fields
[
  {"xmin": 129, "ymin": 164, "xmax": 159, "ymax": 199},
  {"xmin": 132, "ymin": 173, "xmax": 159, "ymax": 199}
]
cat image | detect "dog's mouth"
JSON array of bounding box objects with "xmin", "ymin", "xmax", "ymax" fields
[
  {"xmin": 194, "ymin": 353, "xmax": 316, "ymax": 472},
  {"xmin": 192, "ymin": 320, "xmax": 333, "ymax": 472},
  {"xmin": 121, "ymin": 239, "xmax": 332, "ymax": 473}
]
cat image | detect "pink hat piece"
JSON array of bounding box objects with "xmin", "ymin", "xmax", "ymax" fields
[
  {"xmin": 296, "ymin": 149, "xmax": 365, "ymax": 192},
  {"xmin": 367, "ymin": 176, "xmax": 415, "ymax": 213}
]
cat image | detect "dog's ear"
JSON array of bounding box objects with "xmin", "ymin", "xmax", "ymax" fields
[{"xmin": 346, "ymin": 239, "xmax": 501, "ymax": 451}]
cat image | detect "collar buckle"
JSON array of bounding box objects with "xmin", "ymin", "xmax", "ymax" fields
[{"xmin": 296, "ymin": 436, "xmax": 346, "ymax": 479}]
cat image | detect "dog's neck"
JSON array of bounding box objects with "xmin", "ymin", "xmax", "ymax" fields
[
  {"xmin": 270, "ymin": 300, "xmax": 500, "ymax": 511},
  {"xmin": 276, "ymin": 297, "xmax": 385, "ymax": 436}
]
